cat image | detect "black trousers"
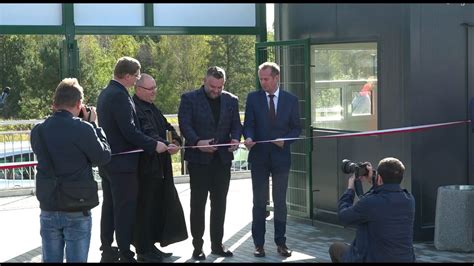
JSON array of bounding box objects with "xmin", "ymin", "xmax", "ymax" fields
[
  {"xmin": 188, "ymin": 156, "xmax": 231, "ymax": 251},
  {"xmin": 100, "ymin": 169, "xmax": 138, "ymax": 258}
]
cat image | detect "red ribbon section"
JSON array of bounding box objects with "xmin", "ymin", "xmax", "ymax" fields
[{"xmin": 0, "ymin": 161, "xmax": 38, "ymax": 170}]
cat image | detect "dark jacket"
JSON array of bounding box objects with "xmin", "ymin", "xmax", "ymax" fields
[
  {"xmin": 132, "ymin": 95, "xmax": 181, "ymax": 180},
  {"xmin": 31, "ymin": 110, "xmax": 111, "ymax": 211},
  {"xmin": 132, "ymin": 95, "xmax": 188, "ymax": 247},
  {"xmin": 178, "ymin": 86, "xmax": 242, "ymax": 164},
  {"xmin": 97, "ymin": 80, "xmax": 157, "ymax": 173},
  {"xmin": 338, "ymin": 184, "xmax": 416, "ymax": 262},
  {"xmin": 243, "ymin": 89, "xmax": 301, "ymax": 169}
]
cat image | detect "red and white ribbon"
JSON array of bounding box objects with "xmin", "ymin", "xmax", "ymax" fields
[
  {"xmin": 111, "ymin": 119, "xmax": 471, "ymax": 155},
  {"xmin": 1, "ymin": 120, "xmax": 469, "ymax": 169}
]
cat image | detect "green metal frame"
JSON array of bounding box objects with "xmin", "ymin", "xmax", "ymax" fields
[
  {"xmin": 0, "ymin": 3, "xmax": 267, "ymax": 78},
  {"xmin": 255, "ymin": 38, "xmax": 312, "ymax": 218}
]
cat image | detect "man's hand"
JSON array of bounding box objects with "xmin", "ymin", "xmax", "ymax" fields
[
  {"xmin": 80, "ymin": 105, "xmax": 97, "ymax": 123},
  {"xmin": 155, "ymin": 141, "xmax": 168, "ymax": 153},
  {"xmin": 197, "ymin": 139, "xmax": 218, "ymax": 153},
  {"xmin": 88, "ymin": 106, "xmax": 97, "ymax": 123},
  {"xmin": 361, "ymin": 162, "xmax": 373, "ymax": 184},
  {"xmin": 244, "ymin": 138, "xmax": 255, "ymax": 150},
  {"xmin": 271, "ymin": 139, "xmax": 284, "ymax": 148},
  {"xmin": 227, "ymin": 139, "xmax": 240, "ymax": 152},
  {"xmin": 348, "ymin": 174, "xmax": 356, "ymax": 190},
  {"xmin": 167, "ymin": 143, "xmax": 180, "ymax": 155}
]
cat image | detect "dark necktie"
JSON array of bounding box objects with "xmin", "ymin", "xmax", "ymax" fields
[{"xmin": 268, "ymin": 94, "xmax": 276, "ymax": 122}]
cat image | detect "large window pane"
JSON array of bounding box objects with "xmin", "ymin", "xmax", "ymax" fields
[{"xmin": 311, "ymin": 42, "xmax": 377, "ymax": 131}]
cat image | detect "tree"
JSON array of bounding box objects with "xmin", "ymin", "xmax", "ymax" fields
[
  {"xmin": 151, "ymin": 35, "xmax": 211, "ymax": 114},
  {"xmin": 207, "ymin": 35, "xmax": 255, "ymax": 110},
  {"xmin": 78, "ymin": 35, "xmax": 113, "ymax": 106},
  {"xmin": 13, "ymin": 35, "xmax": 62, "ymax": 119}
]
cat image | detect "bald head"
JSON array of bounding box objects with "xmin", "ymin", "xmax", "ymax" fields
[
  {"xmin": 135, "ymin": 73, "xmax": 157, "ymax": 103},
  {"xmin": 135, "ymin": 73, "xmax": 154, "ymax": 88}
]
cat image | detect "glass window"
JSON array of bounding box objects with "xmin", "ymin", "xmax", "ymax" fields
[{"xmin": 311, "ymin": 42, "xmax": 377, "ymax": 131}]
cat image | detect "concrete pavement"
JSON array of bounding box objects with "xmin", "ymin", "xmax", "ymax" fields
[{"xmin": 0, "ymin": 177, "xmax": 473, "ymax": 263}]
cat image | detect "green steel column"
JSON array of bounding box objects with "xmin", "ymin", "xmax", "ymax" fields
[
  {"xmin": 255, "ymin": 4, "xmax": 267, "ymax": 90},
  {"xmin": 144, "ymin": 3, "xmax": 154, "ymax": 27},
  {"xmin": 61, "ymin": 3, "xmax": 79, "ymax": 79}
]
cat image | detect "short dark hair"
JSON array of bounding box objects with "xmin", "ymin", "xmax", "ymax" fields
[
  {"xmin": 206, "ymin": 66, "xmax": 226, "ymax": 81},
  {"xmin": 53, "ymin": 78, "xmax": 83, "ymax": 108},
  {"xmin": 114, "ymin": 56, "xmax": 141, "ymax": 79},
  {"xmin": 377, "ymin": 157, "xmax": 405, "ymax": 184},
  {"xmin": 258, "ymin": 62, "xmax": 280, "ymax": 76}
]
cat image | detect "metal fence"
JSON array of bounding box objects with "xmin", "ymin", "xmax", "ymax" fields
[{"xmin": 0, "ymin": 117, "xmax": 250, "ymax": 190}]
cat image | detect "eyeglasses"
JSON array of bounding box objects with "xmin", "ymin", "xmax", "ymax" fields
[{"xmin": 137, "ymin": 85, "xmax": 157, "ymax": 91}]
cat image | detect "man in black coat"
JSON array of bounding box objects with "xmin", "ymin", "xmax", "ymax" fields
[
  {"xmin": 97, "ymin": 57, "xmax": 170, "ymax": 263},
  {"xmin": 178, "ymin": 66, "xmax": 242, "ymax": 260},
  {"xmin": 131, "ymin": 73, "xmax": 186, "ymax": 262}
]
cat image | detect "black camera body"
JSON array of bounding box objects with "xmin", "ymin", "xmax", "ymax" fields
[
  {"xmin": 341, "ymin": 159, "xmax": 371, "ymax": 177},
  {"xmin": 341, "ymin": 159, "xmax": 376, "ymax": 197},
  {"xmin": 78, "ymin": 106, "xmax": 91, "ymax": 119}
]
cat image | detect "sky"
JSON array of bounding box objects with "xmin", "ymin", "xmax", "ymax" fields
[{"xmin": 266, "ymin": 3, "xmax": 274, "ymax": 32}]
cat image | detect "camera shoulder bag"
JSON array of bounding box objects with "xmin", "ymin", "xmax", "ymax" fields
[{"xmin": 37, "ymin": 124, "xmax": 99, "ymax": 213}]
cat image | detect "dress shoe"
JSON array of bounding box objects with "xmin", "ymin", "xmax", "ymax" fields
[
  {"xmin": 254, "ymin": 246, "xmax": 265, "ymax": 257},
  {"xmin": 211, "ymin": 245, "xmax": 233, "ymax": 257},
  {"xmin": 192, "ymin": 250, "xmax": 206, "ymax": 260},
  {"xmin": 118, "ymin": 254, "xmax": 137, "ymax": 263},
  {"xmin": 100, "ymin": 246, "xmax": 119, "ymax": 263},
  {"xmin": 277, "ymin": 244, "xmax": 292, "ymax": 257},
  {"xmin": 152, "ymin": 246, "xmax": 172, "ymax": 258},
  {"xmin": 137, "ymin": 251, "xmax": 163, "ymax": 263}
]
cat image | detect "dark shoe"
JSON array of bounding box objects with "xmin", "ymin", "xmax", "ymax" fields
[
  {"xmin": 152, "ymin": 246, "xmax": 172, "ymax": 258},
  {"xmin": 277, "ymin": 244, "xmax": 292, "ymax": 257},
  {"xmin": 211, "ymin": 245, "xmax": 233, "ymax": 257},
  {"xmin": 100, "ymin": 246, "xmax": 119, "ymax": 263},
  {"xmin": 118, "ymin": 255, "xmax": 137, "ymax": 263},
  {"xmin": 137, "ymin": 251, "xmax": 163, "ymax": 263},
  {"xmin": 192, "ymin": 249, "xmax": 206, "ymax": 260},
  {"xmin": 119, "ymin": 250, "xmax": 137, "ymax": 263},
  {"xmin": 254, "ymin": 246, "xmax": 265, "ymax": 257}
]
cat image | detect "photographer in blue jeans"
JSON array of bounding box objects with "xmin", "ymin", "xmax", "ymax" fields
[{"xmin": 31, "ymin": 78, "xmax": 111, "ymax": 262}]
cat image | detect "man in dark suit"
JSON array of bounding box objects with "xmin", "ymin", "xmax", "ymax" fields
[
  {"xmin": 178, "ymin": 66, "xmax": 242, "ymax": 261},
  {"xmin": 97, "ymin": 57, "xmax": 169, "ymax": 263},
  {"xmin": 243, "ymin": 62, "xmax": 302, "ymax": 258}
]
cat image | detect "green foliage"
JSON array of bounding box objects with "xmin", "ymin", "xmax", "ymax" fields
[
  {"xmin": 1, "ymin": 33, "xmax": 262, "ymax": 118},
  {"xmin": 77, "ymin": 35, "xmax": 113, "ymax": 106},
  {"xmin": 207, "ymin": 35, "xmax": 256, "ymax": 109},
  {"xmin": 0, "ymin": 35, "xmax": 63, "ymax": 119},
  {"xmin": 151, "ymin": 35, "xmax": 211, "ymax": 113}
]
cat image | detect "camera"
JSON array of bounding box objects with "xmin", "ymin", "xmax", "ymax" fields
[
  {"xmin": 341, "ymin": 159, "xmax": 376, "ymax": 197},
  {"xmin": 341, "ymin": 159, "xmax": 370, "ymax": 177},
  {"xmin": 78, "ymin": 106, "xmax": 91, "ymax": 119}
]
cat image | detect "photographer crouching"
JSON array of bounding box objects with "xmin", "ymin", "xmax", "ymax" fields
[{"xmin": 328, "ymin": 157, "xmax": 416, "ymax": 262}]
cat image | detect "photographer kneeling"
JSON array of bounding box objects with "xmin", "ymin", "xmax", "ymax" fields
[{"xmin": 328, "ymin": 157, "xmax": 415, "ymax": 262}]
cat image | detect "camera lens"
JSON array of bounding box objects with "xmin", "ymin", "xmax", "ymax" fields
[{"xmin": 341, "ymin": 159, "xmax": 357, "ymax": 174}]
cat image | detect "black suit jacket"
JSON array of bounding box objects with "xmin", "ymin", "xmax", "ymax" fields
[
  {"xmin": 97, "ymin": 80, "xmax": 157, "ymax": 173},
  {"xmin": 178, "ymin": 86, "xmax": 242, "ymax": 164}
]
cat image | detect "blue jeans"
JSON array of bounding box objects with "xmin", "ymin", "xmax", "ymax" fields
[{"xmin": 40, "ymin": 210, "xmax": 92, "ymax": 262}]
